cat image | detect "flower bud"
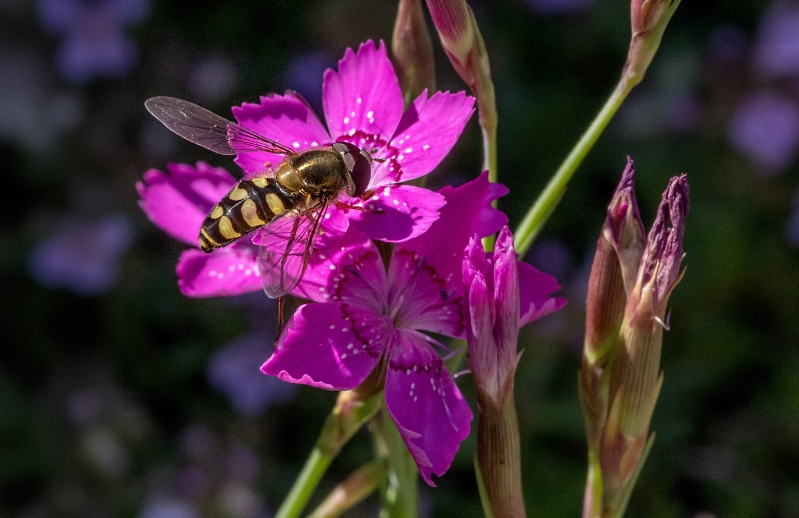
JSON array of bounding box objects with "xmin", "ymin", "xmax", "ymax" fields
[
  {"xmin": 426, "ymin": 0, "xmax": 497, "ymax": 176},
  {"xmin": 584, "ymin": 158, "xmax": 646, "ymax": 367},
  {"xmin": 623, "ymin": 0, "xmax": 682, "ymax": 86},
  {"xmin": 392, "ymin": 0, "xmax": 436, "ymax": 106},
  {"xmin": 580, "ymin": 169, "xmax": 689, "ymax": 518},
  {"xmin": 611, "ymin": 174, "xmax": 689, "ymax": 443}
]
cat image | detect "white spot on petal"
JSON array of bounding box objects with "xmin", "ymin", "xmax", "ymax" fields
[
  {"xmin": 292, "ymin": 141, "xmax": 300, "ymax": 148},
  {"xmin": 343, "ymin": 117, "xmax": 350, "ymax": 125},
  {"xmin": 366, "ymin": 110, "xmax": 374, "ymax": 119},
  {"xmin": 423, "ymin": 144, "xmax": 430, "ymax": 150},
  {"xmin": 405, "ymin": 147, "xmax": 412, "ymax": 153}
]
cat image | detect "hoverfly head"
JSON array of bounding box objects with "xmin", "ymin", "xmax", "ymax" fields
[{"xmin": 332, "ymin": 142, "xmax": 372, "ymax": 198}]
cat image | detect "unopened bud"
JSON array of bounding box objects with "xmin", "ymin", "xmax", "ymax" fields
[
  {"xmin": 584, "ymin": 158, "xmax": 646, "ymax": 367},
  {"xmin": 613, "ymin": 174, "xmax": 689, "ymax": 440},
  {"xmin": 426, "ymin": 0, "xmax": 497, "ymax": 176},
  {"xmin": 623, "ymin": 0, "xmax": 682, "ymax": 86},
  {"xmin": 392, "ymin": 0, "xmax": 436, "ymax": 106}
]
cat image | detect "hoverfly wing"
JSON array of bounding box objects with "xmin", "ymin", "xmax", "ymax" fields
[
  {"xmin": 144, "ymin": 96, "xmax": 295, "ymax": 156},
  {"xmin": 255, "ymin": 206, "xmax": 326, "ymax": 298}
]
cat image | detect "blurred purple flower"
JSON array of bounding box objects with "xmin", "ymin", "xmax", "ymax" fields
[
  {"xmin": 728, "ymin": 91, "xmax": 799, "ymax": 175},
  {"xmin": 754, "ymin": 3, "xmax": 799, "ymax": 78},
  {"xmin": 526, "ymin": 238, "xmax": 574, "ymax": 282},
  {"xmin": 38, "ymin": 0, "xmax": 150, "ymax": 83},
  {"xmin": 523, "ymin": 0, "xmax": 594, "ymax": 15},
  {"xmin": 188, "ymin": 54, "xmax": 237, "ymax": 104},
  {"xmin": 283, "ymin": 50, "xmax": 337, "ymax": 112},
  {"xmin": 27, "ymin": 214, "xmax": 133, "ymax": 296},
  {"xmin": 0, "ymin": 49, "xmax": 84, "ymax": 153},
  {"xmin": 706, "ymin": 24, "xmax": 748, "ymax": 65},
  {"xmin": 138, "ymin": 497, "xmax": 198, "ymax": 518},
  {"xmin": 206, "ymin": 333, "xmax": 296, "ymax": 416}
]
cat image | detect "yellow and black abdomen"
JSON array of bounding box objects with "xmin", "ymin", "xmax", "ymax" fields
[{"xmin": 199, "ymin": 176, "xmax": 296, "ymax": 252}]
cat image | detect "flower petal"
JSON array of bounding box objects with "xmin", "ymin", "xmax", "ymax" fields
[
  {"xmin": 293, "ymin": 229, "xmax": 387, "ymax": 306},
  {"xmin": 348, "ymin": 185, "xmax": 445, "ymax": 242},
  {"xmin": 176, "ymin": 245, "xmax": 261, "ymax": 297},
  {"xmin": 323, "ymin": 41, "xmax": 403, "ymax": 143},
  {"xmin": 370, "ymin": 90, "xmax": 475, "ymax": 186},
  {"xmin": 385, "ymin": 330, "xmax": 473, "ymax": 486},
  {"xmin": 492, "ymin": 227, "xmax": 520, "ymax": 371},
  {"xmin": 231, "ymin": 93, "xmax": 332, "ymax": 175},
  {"xmin": 137, "ymin": 162, "xmax": 236, "ymax": 245},
  {"xmin": 401, "ymin": 172, "xmax": 508, "ymax": 298},
  {"xmin": 389, "ymin": 249, "xmax": 465, "ymax": 338},
  {"xmin": 262, "ymin": 302, "xmax": 390, "ymax": 390},
  {"xmin": 518, "ymin": 261, "xmax": 567, "ymax": 327}
]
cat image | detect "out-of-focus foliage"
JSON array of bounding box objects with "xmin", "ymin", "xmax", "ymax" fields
[{"xmin": 1, "ymin": 0, "xmax": 797, "ymax": 516}]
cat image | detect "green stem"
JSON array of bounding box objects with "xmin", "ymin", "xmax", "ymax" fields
[
  {"xmin": 514, "ymin": 77, "xmax": 634, "ymax": 257},
  {"xmin": 372, "ymin": 410, "xmax": 419, "ymax": 518},
  {"xmin": 275, "ymin": 390, "xmax": 383, "ymax": 518},
  {"xmin": 275, "ymin": 448, "xmax": 334, "ymax": 518}
]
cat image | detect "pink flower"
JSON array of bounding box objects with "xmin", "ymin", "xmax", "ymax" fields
[
  {"xmin": 262, "ymin": 173, "xmax": 507, "ymax": 485},
  {"xmin": 463, "ymin": 226, "xmax": 566, "ymax": 405},
  {"xmin": 137, "ymin": 40, "xmax": 475, "ymax": 298}
]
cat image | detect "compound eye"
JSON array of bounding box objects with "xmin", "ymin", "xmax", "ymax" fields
[{"xmin": 349, "ymin": 153, "xmax": 372, "ymax": 197}]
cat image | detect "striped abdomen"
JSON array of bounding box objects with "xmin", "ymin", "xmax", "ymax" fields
[{"xmin": 199, "ymin": 176, "xmax": 299, "ymax": 252}]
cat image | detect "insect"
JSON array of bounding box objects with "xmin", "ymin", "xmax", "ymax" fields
[{"xmin": 145, "ymin": 96, "xmax": 375, "ymax": 330}]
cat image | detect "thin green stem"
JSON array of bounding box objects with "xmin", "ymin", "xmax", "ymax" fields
[
  {"xmin": 372, "ymin": 410, "xmax": 419, "ymax": 518},
  {"xmin": 275, "ymin": 448, "xmax": 333, "ymax": 518},
  {"xmin": 275, "ymin": 390, "xmax": 383, "ymax": 518},
  {"xmin": 514, "ymin": 77, "xmax": 634, "ymax": 257}
]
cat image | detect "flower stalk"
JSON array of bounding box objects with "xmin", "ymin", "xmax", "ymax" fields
[
  {"xmin": 275, "ymin": 390, "xmax": 383, "ymax": 518},
  {"xmin": 371, "ymin": 409, "xmax": 420, "ymax": 518},
  {"xmin": 463, "ymin": 226, "xmax": 565, "ymax": 517},
  {"xmin": 307, "ymin": 462, "xmax": 383, "ymax": 518},
  {"xmin": 514, "ymin": 0, "xmax": 681, "ymax": 256}
]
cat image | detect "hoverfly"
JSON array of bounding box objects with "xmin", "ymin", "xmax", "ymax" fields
[{"xmin": 145, "ymin": 96, "xmax": 375, "ymax": 330}]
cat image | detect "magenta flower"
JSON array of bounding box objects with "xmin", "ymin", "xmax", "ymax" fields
[
  {"xmin": 137, "ymin": 40, "xmax": 474, "ymax": 298},
  {"xmin": 262, "ymin": 173, "xmax": 507, "ymax": 485},
  {"xmin": 463, "ymin": 226, "xmax": 566, "ymax": 405}
]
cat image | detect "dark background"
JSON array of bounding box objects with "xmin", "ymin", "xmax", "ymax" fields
[{"xmin": 2, "ymin": 0, "xmax": 797, "ymax": 516}]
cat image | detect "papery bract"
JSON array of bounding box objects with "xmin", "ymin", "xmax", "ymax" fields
[{"xmin": 262, "ymin": 173, "xmax": 505, "ymax": 485}]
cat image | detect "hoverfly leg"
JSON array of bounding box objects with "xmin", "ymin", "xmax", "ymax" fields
[
  {"xmin": 276, "ymin": 296, "xmax": 285, "ymax": 340},
  {"xmin": 334, "ymin": 200, "xmax": 384, "ymax": 214}
]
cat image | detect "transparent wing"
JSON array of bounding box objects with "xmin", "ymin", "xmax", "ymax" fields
[
  {"xmin": 256, "ymin": 203, "xmax": 328, "ymax": 298},
  {"xmin": 145, "ymin": 96, "xmax": 295, "ymax": 156}
]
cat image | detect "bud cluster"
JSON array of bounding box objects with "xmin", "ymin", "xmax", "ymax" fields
[{"xmin": 580, "ymin": 158, "xmax": 689, "ymax": 517}]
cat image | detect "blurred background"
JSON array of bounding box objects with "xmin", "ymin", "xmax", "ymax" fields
[{"xmin": 1, "ymin": 0, "xmax": 797, "ymax": 516}]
